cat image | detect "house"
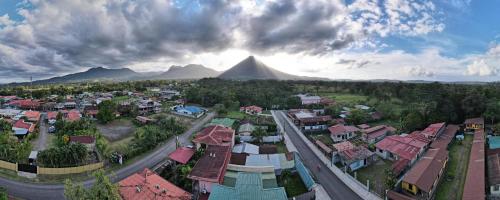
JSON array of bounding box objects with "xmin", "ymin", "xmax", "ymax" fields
[
  {"xmin": 401, "ymin": 148, "xmax": 448, "ymax": 199},
  {"xmin": 464, "ymin": 117, "xmax": 484, "ymax": 132},
  {"xmin": 65, "ymin": 110, "xmax": 81, "ymax": 122},
  {"xmin": 119, "ymin": 168, "xmax": 192, "ymax": 200},
  {"xmin": 329, "ymin": 124, "xmax": 359, "ymax": 142},
  {"xmin": 320, "ymin": 97, "xmax": 336, "ymax": 106},
  {"xmin": 488, "ymin": 152, "xmax": 500, "ymax": 197},
  {"xmin": 188, "ymin": 145, "xmax": 232, "ymax": 194},
  {"xmin": 0, "ymin": 109, "xmax": 22, "ymax": 119},
  {"xmin": 288, "ymin": 109, "xmax": 332, "ymax": 132},
  {"xmin": 24, "ymin": 111, "xmax": 41, "ymax": 122},
  {"xmin": 136, "ymin": 116, "xmax": 156, "ymax": 124},
  {"xmin": 420, "ymin": 122, "xmax": 446, "ymax": 140},
  {"xmin": 240, "ymin": 105, "xmax": 263, "ymax": 115},
  {"xmin": 237, "ymin": 122, "xmax": 255, "ymax": 142},
  {"xmin": 7, "ymin": 99, "xmax": 41, "ymax": 110},
  {"xmin": 357, "ymin": 124, "xmax": 370, "ymax": 129},
  {"xmin": 159, "ymin": 89, "xmax": 180, "ymax": 100},
  {"xmin": 490, "ymin": 136, "xmax": 500, "ymax": 150},
  {"xmin": 172, "ymin": 105, "xmax": 205, "ymax": 118},
  {"xmin": 296, "ymin": 94, "xmax": 321, "ymax": 105},
  {"xmin": 13, "ymin": 120, "xmax": 35, "ymax": 133},
  {"xmin": 192, "ymin": 125, "xmax": 235, "ymax": 150},
  {"xmin": 362, "ymin": 125, "xmax": 396, "ymax": 144},
  {"xmin": 137, "ymin": 99, "xmax": 161, "ymax": 115},
  {"xmin": 232, "ymin": 142, "xmax": 259, "ymax": 154},
  {"xmin": 338, "ymin": 146, "xmax": 376, "ymax": 171},
  {"xmin": 69, "ymin": 136, "xmax": 96, "ymax": 151},
  {"xmin": 375, "ymin": 132, "xmax": 431, "ymax": 166},
  {"xmin": 168, "ymin": 147, "xmax": 195, "ymax": 165},
  {"xmin": 331, "ymin": 141, "xmax": 356, "ymax": 164},
  {"xmin": 63, "ymin": 101, "xmax": 77, "ymax": 109},
  {"xmin": 462, "ymin": 129, "xmax": 485, "ymax": 200},
  {"xmin": 208, "ymin": 172, "xmax": 287, "ymax": 200}
]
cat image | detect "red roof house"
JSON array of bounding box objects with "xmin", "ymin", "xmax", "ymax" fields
[
  {"xmin": 375, "ymin": 132, "xmax": 431, "ymax": 166},
  {"xmin": 66, "ymin": 110, "xmax": 81, "ymax": 122},
  {"xmin": 240, "ymin": 106, "xmax": 263, "ymax": 115},
  {"xmin": 188, "ymin": 145, "xmax": 232, "ymax": 193},
  {"xmin": 168, "ymin": 147, "xmax": 195, "ymax": 164},
  {"xmin": 192, "ymin": 125, "xmax": 235, "ymax": 150},
  {"xmin": 119, "ymin": 168, "xmax": 192, "ymax": 200},
  {"xmin": 24, "ymin": 111, "xmax": 41, "ymax": 122},
  {"xmin": 362, "ymin": 125, "xmax": 396, "ymax": 144},
  {"xmin": 420, "ymin": 122, "xmax": 446, "ymax": 140},
  {"xmin": 329, "ymin": 125, "xmax": 360, "ymax": 142},
  {"xmin": 8, "ymin": 99, "xmax": 41, "ymax": 110},
  {"xmin": 47, "ymin": 111, "xmax": 58, "ymax": 120},
  {"xmin": 69, "ymin": 135, "xmax": 96, "ymax": 151},
  {"xmin": 462, "ymin": 129, "xmax": 485, "ymax": 200},
  {"xmin": 13, "ymin": 120, "xmax": 35, "ymax": 133}
]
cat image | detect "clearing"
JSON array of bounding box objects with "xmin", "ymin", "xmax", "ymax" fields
[{"xmin": 97, "ymin": 119, "xmax": 136, "ymax": 142}]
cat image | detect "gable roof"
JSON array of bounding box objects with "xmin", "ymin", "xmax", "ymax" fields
[
  {"xmin": 488, "ymin": 153, "xmax": 500, "ymax": 186},
  {"xmin": 13, "ymin": 120, "xmax": 35, "ymax": 133},
  {"xmin": 463, "ymin": 129, "xmax": 485, "ymax": 200},
  {"xmin": 66, "ymin": 110, "xmax": 81, "ymax": 121},
  {"xmin": 168, "ymin": 147, "xmax": 195, "ymax": 164},
  {"xmin": 188, "ymin": 145, "xmax": 232, "ymax": 183},
  {"xmin": 362, "ymin": 125, "xmax": 396, "ymax": 140},
  {"xmin": 420, "ymin": 122, "xmax": 446, "ymax": 138},
  {"xmin": 375, "ymin": 133, "xmax": 430, "ymax": 161},
  {"xmin": 464, "ymin": 117, "xmax": 484, "ymax": 125},
  {"xmin": 119, "ymin": 168, "xmax": 191, "ymax": 200},
  {"xmin": 69, "ymin": 135, "xmax": 95, "ymax": 144},
  {"xmin": 329, "ymin": 124, "xmax": 359, "ymax": 136},
  {"xmin": 193, "ymin": 125, "xmax": 234, "ymax": 147},
  {"xmin": 208, "ymin": 172, "xmax": 287, "ymax": 200},
  {"xmin": 24, "ymin": 111, "xmax": 41, "ymax": 121},
  {"xmin": 403, "ymin": 148, "xmax": 448, "ymax": 193},
  {"xmin": 332, "ymin": 141, "xmax": 356, "ymax": 152},
  {"xmin": 338, "ymin": 146, "xmax": 374, "ymax": 164}
]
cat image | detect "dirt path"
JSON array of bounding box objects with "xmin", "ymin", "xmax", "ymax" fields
[{"xmin": 32, "ymin": 113, "xmax": 50, "ymax": 151}]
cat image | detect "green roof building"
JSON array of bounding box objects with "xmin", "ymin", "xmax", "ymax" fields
[
  {"xmin": 206, "ymin": 118, "xmax": 236, "ymax": 128},
  {"xmin": 209, "ymin": 172, "xmax": 287, "ymax": 200}
]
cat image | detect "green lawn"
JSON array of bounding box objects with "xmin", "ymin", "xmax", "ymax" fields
[
  {"xmin": 275, "ymin": 142, "xmax": 288, "ymax": 153},
  {"xmin": 279, "ymin": 173, "xmax": 308, "ymax": 198},
  {"xmin": 320, "ymin": 92, "xmax": 369, "ymax": 105},
  {"xmin": 111, "ymin": 96, "xmax": 130, "ymax": 103},
  {"xmin": 224, "ymin": 111, "xmax": 247, "ymax": 120},
  {"xmin": 352, "ymin": 159, "xmax": 391, "ymax": 196},
  {"xmin": 435, "ymin": 135, "xmax": 473, "ymax": 200}
]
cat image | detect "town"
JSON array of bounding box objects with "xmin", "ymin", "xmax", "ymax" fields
[{"xmin": 0, "ymin": 78, "xmax": 497, "ymax": 200}]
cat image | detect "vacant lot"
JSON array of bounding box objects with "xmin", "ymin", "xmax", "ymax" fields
[
  {"xmin": 435, "ymin": 135, "xmax": 473, "ymax": 200},
  {"xmin": 320, "ymin": 92, "xmax": 369, "ymax": 105},
  {"xmin": 97, "ymin": 119, "xmax": 136, "ymax": 142},
  {"xmin": 309, "ymin": 133, "xmax": 334, "ymax": 146},
  {"xmin": 352, "ymin": 159, "xmax": 391, "ymax": 196},
  {"xmin": 279, "ymin": 172, "xmax": 308, "ymax": 198}
]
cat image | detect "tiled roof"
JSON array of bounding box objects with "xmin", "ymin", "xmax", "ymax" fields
[
  {"xmin": 375, "ymin": 133, "xmax": 430, "ymax": 161},
  {"xmin": 315, "ymin": 140, "xmax": 332, "ymax": 154},
  {"xmin": 403, "ymin": 148, "xmax": 448, "ymax": 193},
  {"xmin": 13, "ymin": 120, "xmax": 35, "ymax": 132},
  {"xmin": 168, "ymin": 147, "xmax": 195, "ymax": 164},
  {"xmin": 188, "ymin": 145, "xmax": 232, "ymax": 183},
  {"xmin": 24, "ymin": 111, "xmax": 41, "ymax": 121},
  {"xmin": 69, "ymin": 135, "xmax": 95, "ymax": 144},
  {"xmin": 66, "ymin": 110, "xmax": 81, "ymax": 121},
  {"xmin": 119, "ymin": 168, "xmax": 191, "ymax": 200},
  {"xmin": 420, "ymin": 122, "xmax": 445, "ymax": 138},
  {"xmin": 462, "ymin": 129, "xmax": 485, "ymax": 200},
  {"xmin": 193, "ymin": 125, "xmax": 234, "ymax": 147},
  {"xmin": 332, "ymin": 141, "xmax": 356, "ymax": 152},
  {"xmin": 47, "ymin": 111, "xmax": 58, "ymax": 120},
  {"xmin": 328, "ymin": 125, "xmax": 359, "ymax": 136}
]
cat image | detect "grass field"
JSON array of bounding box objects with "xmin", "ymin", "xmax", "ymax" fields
[
  {"xmin": 352, "ymin": 159, "xmax": 391, "ymax": 196},
  {"xmin": 111, "ymin": 95, "xmax": 130, "ymax": 103},
  {"xmin": 280, "ymin": 173, "xmax": 308, "ymax": 197},
  {"xmin": 320, "ymin": 92, "xmax": 369, "ymax": 105},
  {"xmin": 225, "ymin": 111, "xmax": 247, "ymax": 120},
  {"xmin": 435, "ymin": 135, "xmax": 473, "ymax": 200}
]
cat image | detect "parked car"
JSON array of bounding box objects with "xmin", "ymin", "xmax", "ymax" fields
[{"xmin": 48, "ymin": 126, "xmax": 56, "ymax": 133}]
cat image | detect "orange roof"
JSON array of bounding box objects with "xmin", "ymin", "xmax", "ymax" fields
[
  {"xmin": 13, "ymin": 120, "xmax": 35, "ymax": 133},
  {"xmin": 47, "ymin": 111, "xmax": 58, "ymax": 120},
  {"xmin": 463, "ymin": 129, "xmax": 486, "ymax": 200},
  {"xmin": 192, "ymin": 125, "xmax": 234, "ymax": 147},
  {"xmin": 24, "ymin": 111, "xmax": 41, "ymax": 122},
  {"xmin": 66, "ymin": 110, "xmax": 81, "ymax": 121},
  {"xmin": 119, "ymin": 168, "xmax": 191, "ymax": 200}
]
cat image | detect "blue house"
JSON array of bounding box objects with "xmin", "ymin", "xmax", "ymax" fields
[{"xmin": 172, "ymin": 105, "xmax": 205, "ymax": 118}]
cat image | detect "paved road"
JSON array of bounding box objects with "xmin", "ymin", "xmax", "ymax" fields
[
  {"xmin": 33, "ymin": 113, "xmax": 49, "ymax": 151},
  {"xmin": 274, "ymin": 111, "xmax": 362, "ymax": 200},
  {"xmin": 0, "ymin": 112, "xmax": 215, "ymax": 200}
]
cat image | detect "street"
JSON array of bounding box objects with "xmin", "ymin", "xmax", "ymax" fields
[
  {"xmin": 274, "ymin": 111, "xmax": 362, "ymax": 200},
  {"xmin": 0, "ymin": 112, "xmax": 215, "ymax": 200},
  {"xmin": 32, "ymin": 113, "xmax": 49, "ymax": 151}
]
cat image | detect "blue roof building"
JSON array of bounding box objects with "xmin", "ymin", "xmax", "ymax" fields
[{"xmin": 489, "ymin": 136, "xmax": 500, "ymax": 149}]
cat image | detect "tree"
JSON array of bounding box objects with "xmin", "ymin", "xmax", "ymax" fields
[
  {"xmin": 384, "ymin": 168, "xmax": 397, "ymax": 190},
  {"xmin": 400, "ymin": 112, "xmax": 424, "ymax": 132},
  {"xmin": 97, "ymin": 100, "xmax": 116, "ymax": 124},
  {"xmin": 0, "ymin": 119, "xmax": 12, "ymax": 133},
  {"xmin": 213, "ymin": 103, "xmax": 227, "ymax": 115},
  {"xmin": 252, "ymin": 126, "xmax": 267, "ymax": 143},
  {"xmin": 484, "ymin": 100, "xmax": 500, "ymax": 125},
  {"xmin": 347, "ymin": 109, "xmax": 367, "ymax": 125},
  {"xmin": 0, "ymin": 187, "xmax": 6, "ymax": 200},
  {"xmin": 64, "ymin": 170, "xmax": 120, "ymax": 200}
]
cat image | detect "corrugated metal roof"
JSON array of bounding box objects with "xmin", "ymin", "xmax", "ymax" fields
[{"xmin": 208, "ymin": 172, "xmax": 287, "ymax": 200}]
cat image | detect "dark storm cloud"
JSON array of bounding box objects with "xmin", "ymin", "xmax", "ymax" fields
[{"xmin": 242, "ymin": 0, "xmax": 355, "ymax": 55}]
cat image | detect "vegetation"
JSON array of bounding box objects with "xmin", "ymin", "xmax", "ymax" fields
[
  {"xmin": 64, "ymin": 170, "xmax": 120, "ymax": 200},
  {"xmin": 279, "ymin": 170, "xmax": 308, "ymax": 197},
  {"xmin": 97, "ymin": 100, "xmax": 117, "ymax": 124},
  {"xmin": 0, "ymin": 187, "xmax": 7, "ymax": 200},
  {"xmin": 37, "ymin": 143, "xmax": 88, "ymax": 168}
]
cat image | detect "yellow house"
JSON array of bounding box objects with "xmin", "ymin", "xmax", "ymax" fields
[
  {"xmin": 464, "ymin": 117, "xmax": 484, "ymax": 132},
  {"xmin": 401, "ymin": 148, "xmax": 448, "ymax": 199}
]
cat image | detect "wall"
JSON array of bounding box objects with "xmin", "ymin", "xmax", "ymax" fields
[
  {"xmin": 0, "ymin": 160, "xmax": 17, "ymax": 172},
  {"xmin": 37, "ymin": 162, "xmax": 103, "ymax": 175}
]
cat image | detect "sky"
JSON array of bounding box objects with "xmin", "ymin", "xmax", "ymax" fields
[{"xmin": 0, "ymin": 0, "xmax": 499, "ymax": 83}]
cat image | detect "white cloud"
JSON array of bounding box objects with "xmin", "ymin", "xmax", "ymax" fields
[{"xmin": 465, "ymin": 59, "xmax": 496, "ymax": 76}]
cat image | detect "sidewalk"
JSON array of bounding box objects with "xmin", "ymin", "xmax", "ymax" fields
[{"xmin": 273, "ymin": 110, "xmax": 382, "ymax": 200}]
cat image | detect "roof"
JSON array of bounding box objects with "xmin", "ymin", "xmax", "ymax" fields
[
  {"xmin": 329, "ymin": 125, "xmax": 360, "ymax": 136},
  {"xmin": 13, "ymin": 120, "xmax": 35, "ymax": 133},
  {"xmin": 245, "ymin": 153, "xmax": 294, "ymax": 170},
  {"xmin": 332, "ymin": 141, "xmax": 356, "ymax": 152},
  {"xmin": 420, "ymin": 122, "xmax": 445, "ymax": 138},
  {"xmin": 241, "ymin": 106, "xmax": 263, "ymax": 113},
  {"xmin": 464, "ymin": 117, "xmax": 484, "ymax": 125},
  {"xmin": 375, "ymin": 133, "xmax": 430, "ymax": 161},
  {"xmin": 338, "ymin": 146, "xmax": 374, "ymax": 164},
  {"xmin": 66, "ymin": 110, "xmax": 81, "ymax": 121},
  {"xmin": 119, "ymin": 168, "xmax": 191, "ymax": 200},
  {"xmin": 168, "ymin": 147, "xmax": 195, "ymax": 164},
  {"xmin": 13, "ymin": 128, "xmax": 28, "ymax": 135},
  {"xmin": 488, "ymin": 153, "xmax": 500, "ymax": 185},
  {"xmin": 357, "ymin": 124, "xmax": 370, "ymax": 129},
  {"xmin": 192, "ymin": 125, "xmax": 234, "ymax": 147},
  {"xmin": 392, "ymin": 159, "xmax": 409, "ymax": 175},
  {"xmin": 490, "ymin": 136, "xmax": 500, "ymax": 150},
  {"xmin": 230, "ymin": 153, "xmax": 248, "ymax": 165},
  {"xmin": 208, "ymin": 172, "xmax": 287, "ymax": 200},
  {"xmin": 238, "ymin": 122, "xmax": 255, "ymax": 133},
  {"xmin": 188, "ymin": 145, "xmax": 232, "ymax": 183},
  {"xmin": 259, "ymin": 145, "xmax": 278, "ymax": 154},
  {"xmin": 462, "ymin": 129, "xmax": 485, "ymax": 200},
  {"xmin": 430, "ymin": 125, "xmax": 459, "ymax": 149},
  {"xmin": 386, "ymin": 190, "xmax": 415, "ymax": 200},
  {"xmin": 24, "ymin": 111, "xmax": 41, "ymax": 121},
  {"xmin": 29, "ymin": 151, "xmax": 38, "ymax": 159},
  {"xmin": 233, "ymin": 143, "xmax": 259, "ymax": 154},
  {"xmin": 402, "ymin": 148, "xmax": 448, "ymax": 193},
  {"xmin": 362, "ymin": 125, "xmax": 396, "ymax": 140},
  {"xmin": 47, "ymin": 111, "xmax": 58, "ymax": 120},
  {"xmin": 183, "ymin": 106, "xmax": 203, "ymax": 113},
  {"xmin": 69, "ymin": 135, "xmax": 95, "ymax": 144},
  {"xmin": 315, "ymin": 140, "xmax": 332, "ymax": 154}
]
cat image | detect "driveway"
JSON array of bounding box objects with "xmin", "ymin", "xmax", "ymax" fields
[
  {"xmin": 274, "ymin": 111, "xmax": 362, "ymax": 200},
  {"xmin": 32, "ymin": 113, "xmax": 50, "ymax": 151},
  {"xmin": 0, "ymin": 112, "xmax": 215, "ymax": 200}
]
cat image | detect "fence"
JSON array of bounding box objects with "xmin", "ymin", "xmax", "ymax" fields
[
  {"xmin": 294, "ymin": 153, "xmax": 316, "ymax": 191},
  {"xmin": 0, "ymin": 160, "xmax": 17, "ymax": 172},
  {"xmin": 37, "ymin": 162, "xmax": 104, "ymax": 175}
]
